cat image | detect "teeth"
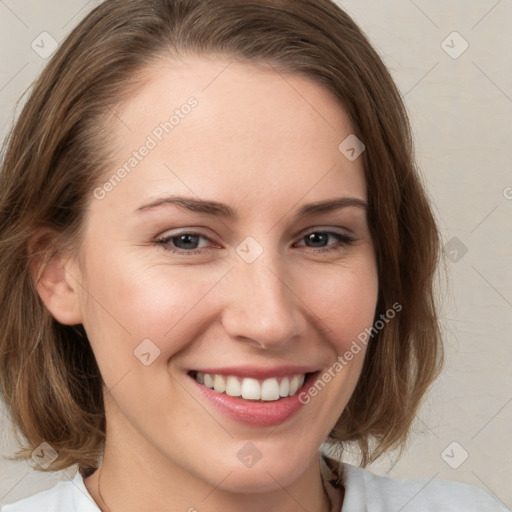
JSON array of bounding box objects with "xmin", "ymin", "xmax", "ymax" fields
[
  {"xmin": 213, "ymin": 374, "xmax": 226, "ymax": 393},
  {"xmin": 203, "ymin": 373, "xmax": 214, "ymax": 389},
  {"xmin": 289, "ymin": 375, "xmax": 304, "ymax": 395},
  {"xmin": 279, "ymin": 377, "xmax": 290, "ymax": 397},
  {"xmin": 261, "ymin": 378, "xmax": 280, "ymax": 401},
  {"xmin": 225, "ymin": 376, "xmax": 242, "ymax": 397},
  {"xmin": 241, "ymin": 378, "xmax": 260, "ymax": 400},
  {"xmin": 194, "ymin": 373, "xmax": 307, "ymax": 401}
]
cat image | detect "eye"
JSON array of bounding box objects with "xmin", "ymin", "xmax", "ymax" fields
[
  {"xmin": 155, "ymin": 232, "xmax": 215, "ymax": 254},
  {"xmin": 295, "ymin": 230, "xmax": 355, "ymax": 252},
  {"xmin": 154, "ymin": 229, "xmax": 356, "ymax": 256}
]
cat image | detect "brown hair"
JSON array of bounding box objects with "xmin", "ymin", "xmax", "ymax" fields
[{"xmin": 0, "ymin": 0, "xmax": 443, "ymax": 474}]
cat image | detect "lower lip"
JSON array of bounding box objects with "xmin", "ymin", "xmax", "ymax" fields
[{"xmin": 190, "ymin": 374, "xmax": 316, "ymax": 427}]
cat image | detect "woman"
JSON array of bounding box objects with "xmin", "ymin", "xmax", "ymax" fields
[{"xmin": 0, "ymin": 0, "xmax": 506, "ymax": 510}]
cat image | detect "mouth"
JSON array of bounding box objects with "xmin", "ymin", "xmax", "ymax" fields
[
  {"xmin": 186, "ymin": 367, "xmax": 320, "ymax": 426},
  {"xmin": 189, "ymin": 371, "xmax": 312, "ymax": 402}
]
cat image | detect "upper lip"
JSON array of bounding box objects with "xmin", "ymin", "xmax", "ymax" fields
[{"xmin": 188, "ymin": 365, "xmax": 319, "ymax": 380}]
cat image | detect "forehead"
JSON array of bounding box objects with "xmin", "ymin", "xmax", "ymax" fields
[{"xmin": 99, "ymin": 55, "xmax": 366, "ymax": 212}]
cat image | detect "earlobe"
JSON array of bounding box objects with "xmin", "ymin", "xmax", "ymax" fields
[{"xmin": 30, "ymin": 239, "xmax": 83, "ymax": 326}]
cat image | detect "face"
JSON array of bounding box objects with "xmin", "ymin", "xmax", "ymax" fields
[{"xmin": 71, "ymin": 56, "xmax": 378, "ymax": 493}]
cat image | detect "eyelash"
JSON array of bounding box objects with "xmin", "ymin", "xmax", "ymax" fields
[{"xmin": 154, "ymin": 230, "xmax": 356, "ymax": 256}]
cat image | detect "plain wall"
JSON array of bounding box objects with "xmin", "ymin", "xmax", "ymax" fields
[{"xmin": 0, "ymin": 0, "xmax": 511, "ymax": 507}]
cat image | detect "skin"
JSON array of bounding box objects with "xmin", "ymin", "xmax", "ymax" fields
[{"xmin": 36, "ymin": 55, "xmax": 379, "ymax": 512}]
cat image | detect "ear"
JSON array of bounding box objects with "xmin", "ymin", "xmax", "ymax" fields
[{"xmin": 29, "ymin": 234, "xmax": 83, "ymax": 326}]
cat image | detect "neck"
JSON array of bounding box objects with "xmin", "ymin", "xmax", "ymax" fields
[
  {"xmin": 85, "ymin": 442, "xmax": 332, "ymax": 512},
  {"xmin": 87, "ymin": 450, "xmax": 332, "ymax": 512},
  {"xmin": 83, "ymin": 399, "xmax": 333, "ymax": 512}
]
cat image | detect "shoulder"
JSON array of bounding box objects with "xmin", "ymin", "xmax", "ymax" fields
[
  {"xmin": 339, "ymin": 461, "xmax": 508, "ymax": 512},
  {"xmin": 0, "ymin": 472, "xmax": 100, "ymax": 512}
]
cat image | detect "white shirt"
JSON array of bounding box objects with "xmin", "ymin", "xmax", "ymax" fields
[{"xmin": 1, "ymin": 455, "xmax": 508, "ymax": 512}]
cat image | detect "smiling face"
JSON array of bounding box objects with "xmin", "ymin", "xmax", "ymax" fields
[{"xmin": 66, "ymin": 55, "xmax": 378, "ymax": 496}]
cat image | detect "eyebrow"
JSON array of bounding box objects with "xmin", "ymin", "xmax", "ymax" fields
[
  {"xmin": 134, "ymin": 195, "xmax": 367, "ymax": 218},
  {"xmin": 135, "ymin": 196, "xmax": 236, "ymax": 217},
  {"xmin": 297, "ymin": 197, "xmax": 367, "ymax": 216}
]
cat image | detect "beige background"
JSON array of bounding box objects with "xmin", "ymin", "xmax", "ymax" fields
[{"xmin": 0, "ymin": 0, "xmax": 511, "ymax": 508}]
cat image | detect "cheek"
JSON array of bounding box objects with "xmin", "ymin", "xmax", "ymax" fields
[
  {"xmin": 299, "ymin": 257, "xmax": 379, "ymax": 352},
  {"xmin": 296, "ymin": 258, "xmax": 378, "ymax": 416},
  {"xmin": 78, "ymin": 249, "xmax": 228, "ymax": 359}
]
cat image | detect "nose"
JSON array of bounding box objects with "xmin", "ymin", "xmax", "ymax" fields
[{"xmin": 220, "ymin": 251, "xmax": 307, "ymax": 351}]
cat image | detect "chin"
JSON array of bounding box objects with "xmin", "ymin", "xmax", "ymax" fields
[
  {"xmin": 204, "ymin": 446, "xmax": 314, "ymax": 494},
  {"xmin": 215, "ymin": 468, "xmax": 304, "ymax": 495}
]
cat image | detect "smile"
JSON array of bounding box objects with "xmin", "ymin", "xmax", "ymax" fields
[{"xmin": 193, "ymin": 372, "xmax": 307, "ymax": 401}]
